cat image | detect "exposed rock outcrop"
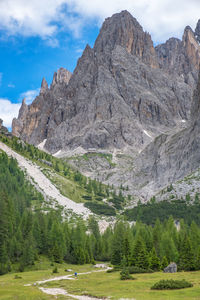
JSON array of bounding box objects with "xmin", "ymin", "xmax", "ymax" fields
[
  {"xmin": 0, "ymin": 119, "xmax": 9, "ymax": 134},
  {"xmin": 156, "ymin": 26, "xmax": 200, "ymax": 89},
  {"xmin": 132, "ymin": 68, "xmax": 200, "ymax": 196},
  {"xmin": 12, "ymin": 98, "xmax": 28, "ymax": 137},
  {"xmin": 12, "ymin": 68, "xmax": 72, "ymax": 145},
  {"xmin": 195, "ymin": 19, "xmax": 200, "ymax": 43}
]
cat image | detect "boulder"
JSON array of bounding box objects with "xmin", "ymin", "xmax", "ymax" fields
[{"xmin": 164, "ymin": 262, "xmax": 177, "ymax": 273}]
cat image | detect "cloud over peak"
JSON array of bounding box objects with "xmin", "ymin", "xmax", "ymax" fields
[{"xmin": 0, "ymin": 0, "xmax": 200, "ymax": 43}]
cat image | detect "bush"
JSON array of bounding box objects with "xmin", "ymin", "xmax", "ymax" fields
[
  {"xmin": 95, "ymin": 196, "xmax": 103, "ymax": 201},
  {"xmin": 52, "ymin": 266, "xmax": 58, "ymax": 273},
  {"xmin": 151, "ymin": 279, "xmax": 193, "ymax": 290},
  {"xmin": 82, "ymin": 195, "xmax": 92, "ymax": 200},
  {"xmin": 84, "ymin": 202, "xmax": 116, "ymax": 216},
  {"xmin": 128, "ymin": 266, "xmax": 153, "ymax": 274},
  {"xmin": 120, "ymin": 268, "xmax": 134, "ymax": 280}
]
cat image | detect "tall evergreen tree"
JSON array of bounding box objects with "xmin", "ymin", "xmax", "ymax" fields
[
  {"xmin": 149, "ymin": 247, "xmax": 160, "ymax": 271},
  {"xmin": 179, "ymin": 236, "xmax": 195, "ymax": 271}
]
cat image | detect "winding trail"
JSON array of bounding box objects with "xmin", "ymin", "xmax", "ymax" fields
[
  {"xmin": 34, "ymin": 267, "xmax": 112, "ymax": 299},
  {"xmin": 0, "ymin": 142, "xmax": 91, "ymax": 217}
]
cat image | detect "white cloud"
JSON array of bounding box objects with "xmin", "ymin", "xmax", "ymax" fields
[
  {"xmin": 20, "ymin": 88, "xmax": 40, "ymax": 104},
  {"xmin": 66, "ymin": 0, "xmax": 200, "ymax": 42},
  {"xmin": 0, "ymin": 0, "xmax": 200, "ymax": 42},
  {"xmin": 0, "ymin": 99, "xmax": 21, "ymax": 128},
  {"xmin": 0, "ymin": 0, "xmax": 64, "ymax": 38}
]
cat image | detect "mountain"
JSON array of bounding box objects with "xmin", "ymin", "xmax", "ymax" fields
[{"xmin": 12, "ymin": 10, "xmax": 200, "ymax": 199}]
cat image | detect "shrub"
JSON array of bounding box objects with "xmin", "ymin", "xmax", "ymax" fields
[
  {"xmin": 120, "ymin": 268, "xmax": 134, "ymax": 280},
  {"xmin": 128, "ymin": 266, "xmax": 153, "ymax": 274},
  {"xmin": 151, "ymin": 279, "xmax": 193, "ymax": 290},
  {"xmin": 52, "ymin": 266, "xmax": 58, "ymax": 273},
  {"xmin": 82, "ymin": 195, "xmax": 92, "ymax": 200},
  {"xmin": 84, "ymin": 202, "xmax": 116, "ymax": 216}
]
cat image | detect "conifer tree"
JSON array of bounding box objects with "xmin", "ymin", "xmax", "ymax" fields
[
  {"xmin": 179, "ymin": 236, "xmax": 195, "ymax": 271},
  {"xmin": 195, "ymin": 246, "xmax": 200, "ymax": 270},
  {"xmin": 161, "ymin": 256, "xmax": 168, "ymax": 270},
  {"xmin": 131, "ymin": 237, "xmax": 149, "ymax": 269},
  {"xmin": 149, "ymin": 247, "xmax": 161, "ymax": 271}
]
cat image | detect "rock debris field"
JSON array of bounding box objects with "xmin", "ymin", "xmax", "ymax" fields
[{"xmin": 0, "ymin": 141, "xmax": 91, "ymax": 217}]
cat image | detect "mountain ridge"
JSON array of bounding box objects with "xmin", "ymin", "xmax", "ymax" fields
[{"xmin": 12, "ymin": 10, "xmax": 200, "ymax": 200}]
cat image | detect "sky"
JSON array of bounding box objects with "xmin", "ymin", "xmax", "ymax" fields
[{"xmin": 0, "ymin": 0, "xmax": 200, "ymax": 128}]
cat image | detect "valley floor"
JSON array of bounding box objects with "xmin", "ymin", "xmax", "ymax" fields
[{"xmin": 1, "ymin": 261, "xmax": 200, "ymax": 300}]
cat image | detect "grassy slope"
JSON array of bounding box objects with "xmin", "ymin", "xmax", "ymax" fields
[
  {"xmin": 44, "ymin": 269, "xmax": 200, "ymax": 300},
  {"xmin": 0, "ymin": 257, "xmax": 93, "ymax": 300},
  {"xmin": 42, "ymin": 168, "xmax": 87, "ymax": 204},
  {"xmin": 2, "ymin": 257, "xmax": 200, "ymax": 300}
]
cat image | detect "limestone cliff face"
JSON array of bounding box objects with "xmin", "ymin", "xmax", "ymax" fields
[
  {"xmin": 12, "ymin": 11, "xmax": 200, "ymax": 157},
  {"xmin": 195, "ymin": 19, "xmax": 200, "ymax": 43},
  {"xmin": 132, "ymin": 69, "xmax": 200, "ymax": 197},
  {"xmin": 156, "ymin": 26, "xmax": 200, "ymax": 89},
  {"xmin": 12, "ymin": 68, "xmax": 72, "ymax": 145}
]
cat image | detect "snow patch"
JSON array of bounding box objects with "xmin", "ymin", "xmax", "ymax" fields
[
  {"xmin": 56, "ymin": 146, "xmax": 88, "ymax": 158},
  {"xmin": 181, "ymin": 119, "xmax": 186, "ymax": 123},
  {"xmin": 37, "ymin": 139, "xmax": 47, "ymax": 151},
  {"xmin": 53, "ymin": 149, "xmax": 61, "ymax": 157}
]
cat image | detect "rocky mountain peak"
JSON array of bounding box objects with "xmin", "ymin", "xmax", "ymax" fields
[
  {"xmin": 51, "ymin": 68, "xmax": 72, "ymax": 87},
  {"xmin": 18, "ymin": 98, "xmax": 28, "ymax": 118},
  {"xmin": 40, "ymin": 78, "xmax": 48, "ymax": 95},
  {"xmin": 182, "ymin": 25, "xmax": 200, "ymax": 72},
  {"xmin": 195, "ymin": 19, "xmax": 200, "ymax": 43},
  {"xmin": 94, "ymin": 10, "xmax": 158, "ymax": 68},
  {"xmin": 12, "ymin": 98, "xmax": 28, "ymax": 137}
]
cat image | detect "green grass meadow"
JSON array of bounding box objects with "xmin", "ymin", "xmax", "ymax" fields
[
  {"xmin": 44, "ymin": 269, "xmax": 200, "ymax": 300},
  {"xmin": 1, "ymin": 259, "xmax": 200, "ymax": 300}
]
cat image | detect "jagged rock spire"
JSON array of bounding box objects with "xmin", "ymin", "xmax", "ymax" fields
[
  {"xmin": 195, "ymin": 19, "xmax": 200, "ymax": 43},
  {"xmin": 40, "ymin": 77, "xmax": 48, "ymax": 95},
  {"xmin": 51, "ymin": 68, "xmax": 72, "ymax": 87}
]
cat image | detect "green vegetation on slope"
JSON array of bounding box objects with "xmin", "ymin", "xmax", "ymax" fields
[
  {"xmin": 1, "ymin": 148, "xmax": 200, "ymax": 277},
  {"xmin": 0, "ymin": 134, "xmax": 128, "ymax": 215},
  {"xmin": 124, "ymin": 199, "xmax": 200, "ymax": 225}
]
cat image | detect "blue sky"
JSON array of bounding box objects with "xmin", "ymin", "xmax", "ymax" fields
[{"xmin": 0, "ymin": 0, "xmax": 200, "ymax": 128}]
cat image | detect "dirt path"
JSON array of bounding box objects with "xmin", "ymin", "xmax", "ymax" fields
[
  {"xmin": 35, "ymin": 267, "xmax": 111, "ymax": 299},
  {"xmin": 0, "ymin": 141, "xmax": 91, "ymax": 217}
]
